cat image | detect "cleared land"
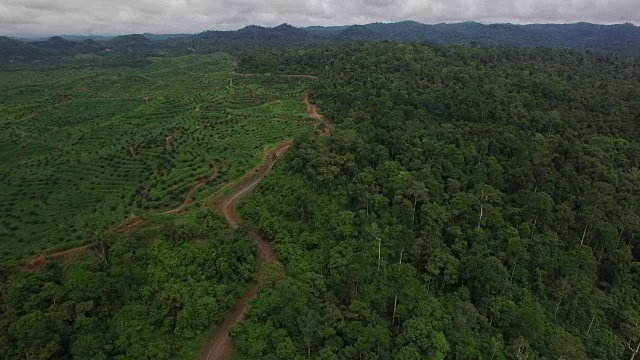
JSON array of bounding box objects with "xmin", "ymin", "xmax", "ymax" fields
[{"xmin": 0, "ymin": 54, "xmax": 315, "ymax": 261}]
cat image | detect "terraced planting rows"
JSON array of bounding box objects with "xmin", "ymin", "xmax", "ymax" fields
[{"xmin": 0, "ymin": 54, "xmax": 315, "ymax": 261}]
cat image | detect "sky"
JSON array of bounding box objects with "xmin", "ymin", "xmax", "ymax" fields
[{"xmin": 1, "ymin": 0, "xmax": 638, "ymax": 36}]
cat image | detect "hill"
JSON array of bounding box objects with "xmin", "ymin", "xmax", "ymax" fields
[
  {"xmin": 142, "ymin": 32, "xmax": 192, "ymax": 41},
  {"xmin": 74, "ymin": 39, "xmax": 106, "ymax": 53},
  {"xmin": 234, "ymin": 23, "xmax": 309, "ymax": 39},
  {"xmin": 109, "ymin": 34, "xmax": 152, "ymax": 47},
  {"xmin": 193, "ymin": 23, "xmax": 321, "ymax": 53},
  {"xmin": 32, "ymin": 36, "xmax": 77, "ymax": 51},
  {"xmin": 338, "ymin": 21, "xmax": 640, "ymax": 54},
  {"xmin": 337, "ymin": 24, "xmax": 379, "ymax": 39},
  {"xmin": 0, "ymin": 36, "xmax": 50, "ymax": 62},
  {"xmin": 304, "ymin": 25, "xmax": 350, "ymax": 37},
  {"xmin": 193, "ymin": 21, "xmax": 640, "ymax": 55}
]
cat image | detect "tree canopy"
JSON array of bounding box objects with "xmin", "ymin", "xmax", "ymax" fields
[
  {"xmin": 231, "ymin": 42, "xmax": 640, "ymax": 359},
  {"xmin": 0, "ymin": 212, "xmax": 254, "ymax": 360}
]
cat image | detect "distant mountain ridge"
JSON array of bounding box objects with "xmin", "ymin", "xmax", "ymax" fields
[
  {"xmin": 2, "ymin": 21, "xmax": 640, "ymax": 69},
  {"xmin": 198, "ymin": 23, "xmax": 311, "ymax": 41},
  {"xmin": 32, "ymin": 36, "xmax": 76, "ymax": 51},
  {"xmin": 322, "ymin": 21, "xmax": 640, "ymax": 54},
  {"xmin": 192, "ymin": 21, "xmax": 640, "ymax": 54},
  {"xmin": 109, "ymin": 34, "xmax": 152, "ymax": 47}
]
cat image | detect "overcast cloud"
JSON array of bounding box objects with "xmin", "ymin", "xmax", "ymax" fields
[{"xmin": 1, "ymin": 0, "xmax": 638, "ymax": 36}]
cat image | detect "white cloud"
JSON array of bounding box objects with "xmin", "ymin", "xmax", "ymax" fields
[{"xmin": 0, "ymin": 0, "xmax": 637, "ymax": 36}]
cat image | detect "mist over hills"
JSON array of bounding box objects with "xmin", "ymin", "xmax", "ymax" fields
[{"xmin": 2, "ymin": 21, "xmax": 640, "ymax": 69}]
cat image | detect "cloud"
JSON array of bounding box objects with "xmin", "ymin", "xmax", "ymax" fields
[{"xmin": 0, "ymin": 0, "xmax": 637, "ymax": 36}]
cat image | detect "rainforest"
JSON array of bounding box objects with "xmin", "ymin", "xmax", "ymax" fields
[{"xmin": 1, "ymin": 25, "xmax": 640, "ymax": 360}]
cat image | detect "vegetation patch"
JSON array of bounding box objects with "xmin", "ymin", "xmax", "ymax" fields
[
  {"xmin": 232, "ymin": 43, "xmax": 640, "ymax": 359},
  {"xmin": 0, "ymin": 53, "xmax": 314, "ymax": 261}
]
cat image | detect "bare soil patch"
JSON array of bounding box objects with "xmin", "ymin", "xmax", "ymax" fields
[
  {"xmin": 304, "ymin": 91, "xmax": 334, "ymax": 136},
  {"xmin": 21, "ymin": 244, "xmax": 97, "ymax": 272}
]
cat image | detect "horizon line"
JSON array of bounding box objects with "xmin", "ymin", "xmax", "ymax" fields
[{"xmin": 6, "ymin": 20, "xmax": 638, "ymax": 39}]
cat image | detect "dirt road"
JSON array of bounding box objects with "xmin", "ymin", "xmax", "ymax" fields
[
  {"xmin": 21, "ymin": 244, "xmax": 97, "ymax": 272},
  {"xmin": 165, "ymin": 162, "xmax": 218, "ymax": 214},
  {"xmin": 304, "ymin": 91, "xmax": 334, "ymax": 136},
  {"xmin": 199, "ymin": 143, "xmax": 288, "ymax": 360},
  {"xmin": 215, "ymin": 142, "xmax": 290, "ymax": 228},
  {"xmin": 285, "ymin": 74, "xmax": 318, "ymax": 80},
  {"xmin": 232, "ymin": 72, "xmax": 318, "ymax": 81},
  {"xmin": 197, "ymin": 229, "xmax": 275, "ymax": 360}
]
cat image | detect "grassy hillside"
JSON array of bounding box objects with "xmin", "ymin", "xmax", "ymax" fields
[{"xmin": 0, "ymin": 53, "xmax": 315, "ymax": 261}]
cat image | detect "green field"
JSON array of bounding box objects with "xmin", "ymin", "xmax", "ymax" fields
[{"xmin": 0, "ymin": 53, "xmax": 315, "ymax": 261}]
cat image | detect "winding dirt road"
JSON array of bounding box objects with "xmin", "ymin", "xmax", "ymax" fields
[
  {"xmin": 304, "ymin": 91, "xmax": 334, "ymax": 136},
  {"xmin": 198, "ymin": 142, "xmax": 288, "ymax": 360},
  {"xmin": 215, "ymin": 142, "xmax": 290, "ymax": 228},
  {"xmin": 21, "ymin": 244, "xmax": 97, "ymax": 272},
  {"xmin": 232, "ymin": 72, "xmax": 318, "ymax": 81},
  {"xmin": 199, "ymin": 92, "xmax": 331, "ymax": 360},
  {"xmin": 165, "ymin": 162, "xmax": 218, "ymax": 214}
]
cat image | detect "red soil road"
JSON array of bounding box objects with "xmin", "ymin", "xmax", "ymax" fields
[
  {"xmin": 198, "ymin": 143, "xmax": 288, "ymax": 360},
  {"xmin": 304, "ymin": 91, "xmax": 334, "ymax": 136},
  {"xmin": 19, "ymin": 95, "xmax": 331, "ymax": 360},
  {"xmin": 284, "ymin": 74, "xmax": 318, "ymax": 80},
  {"xmin": 216, "ymin": 142, "xmax": 290, "ymax": 228},
  {"xmin": 21, "ymin": 244, "xmax": 97, "ymax": 272},
  {"xmin": 117, "ymin": 216, "xmax": 145, "ymax": 233},
  {"xmin": 165, "ymin": 162, "xmax": 218, "ymax": 214},
  {"xmin": 232, "ymin": 72, "xmax": 318, "ymax": 81},
  {"xmin": 18, "ymin": 113, "xmax": 39, "ymax": 121},
  {"xmin": 21, "ymin": 214, "xmax": 145, "ymax": 272},
  {"xmin": 231, "ymin": 71, "xmax": 257, "ymax": 77}
]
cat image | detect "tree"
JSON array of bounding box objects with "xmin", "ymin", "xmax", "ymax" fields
[{"xmin": 397, "ymin": 317, "xmax": 449, "ymax": 360}]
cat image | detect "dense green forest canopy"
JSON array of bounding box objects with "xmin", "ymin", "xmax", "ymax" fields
[
  {"xmin": 2, "ymin": 38, "xmax": 640, "ymax": 360},
  {"xmin": 0, "ymin": 212, "xmax": 255, "ymax": 360},
  {"xmin": 230, "ymin": 43, "xmax": 640, "ymax": 359}
]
